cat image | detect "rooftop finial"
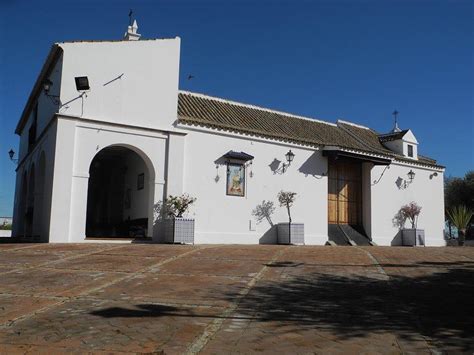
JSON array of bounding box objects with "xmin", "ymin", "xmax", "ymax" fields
[
  {"xmin": 391, "ymin": 109, "xmax": 401, "ymax": 133},
  {"xmin": 124, "ymin": 10, "xmax": 141, "ymax": 41}
]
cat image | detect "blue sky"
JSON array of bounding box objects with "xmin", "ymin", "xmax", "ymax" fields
[{"xmin": 0, "ymin": 0, "xmax": 472, "ymax": 216}]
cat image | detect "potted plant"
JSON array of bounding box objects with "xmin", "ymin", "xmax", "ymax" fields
[
  {"xmin": 277, "ymin": 191, "xmax": 304, "ymax": 245},
  {"xmin": 398, "ymin": 201, "xmax": 424, "ymax": 246},
  {"xmin": 447, "ymin": 205, "xmax": 473, "ymax": 246},
  {"xmin": 155, "ymin": 194, "xmax": 196, "ymax": 244}
]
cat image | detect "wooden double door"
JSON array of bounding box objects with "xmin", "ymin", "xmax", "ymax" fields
[{"xmin": 328, "ymin": 158, "xmax": 362, "ymax": 225}]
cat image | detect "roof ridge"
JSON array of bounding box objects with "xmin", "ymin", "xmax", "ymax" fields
[
  {"xmin": 378, "ymin": 129, "xmax": 409, "ymax": 137},
  {"xmin": 337, "ymin": 119, "xmax": 371, "ymax": 130},
  {"xmin": 57, "ymin": 37, "xmax": 179, "ymax": 44},
  {"xmin": 178, "ymin": 90, "xmax": 338, "ymax": 127}
]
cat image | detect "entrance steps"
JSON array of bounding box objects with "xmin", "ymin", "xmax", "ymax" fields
[{"xmin": 327, "ymin": 224, "xmax": 373, "ymax": 246}]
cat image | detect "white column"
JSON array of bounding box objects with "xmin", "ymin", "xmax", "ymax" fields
[
  {"xmin": 165, "ymin": 132, "xmax": 186, "ymax": 196},
  {"xmin": 48, "ymin": 119, "xmax": 77, "ymax": 243},
  {"xmin": 68, "ymin": 173, "xmax": 90, "ymax": 242}
]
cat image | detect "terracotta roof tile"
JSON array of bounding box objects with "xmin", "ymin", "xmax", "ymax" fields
[{"xmin": 177, "ymin": 91, "xmax": 443, "ymax": 169}]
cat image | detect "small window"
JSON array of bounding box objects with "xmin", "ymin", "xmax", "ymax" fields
[{"xmin": 407, "ymin": 144, "xmax": 414, "ymax": 158}]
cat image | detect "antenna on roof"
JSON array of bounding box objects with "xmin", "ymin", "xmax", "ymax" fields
[{"xmin": 391, "ymin": 109, "xmax": 401, "ymax": 133}]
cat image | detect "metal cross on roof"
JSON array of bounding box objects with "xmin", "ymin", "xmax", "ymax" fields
[{"xmin": 392, "ymin": 110, "xmax": 401, "ymax": 133}]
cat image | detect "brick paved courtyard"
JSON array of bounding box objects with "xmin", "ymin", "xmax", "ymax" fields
[{"xmin": 0, "ymin": 243, "xmax": 473, "ymax": 354}]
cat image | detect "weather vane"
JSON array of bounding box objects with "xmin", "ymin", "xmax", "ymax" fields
[{"xmin": 128, "ymin": 9, "xmax": 133, "ymax": 26}]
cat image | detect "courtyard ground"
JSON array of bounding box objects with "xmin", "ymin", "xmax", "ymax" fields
[{"xmin": 0, "ymin": 243, "xmax": 473, "ymax": 354}]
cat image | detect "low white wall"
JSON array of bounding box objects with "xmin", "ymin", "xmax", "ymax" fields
[
  {"xmin": 369, "ymin": 162, "xmax": 445, "ymax": 246},
  {"xmin": 0, "ymin": 230, "xmax": 12, "ymax": 237},
  {"xmin": 182, "ymin": 127, "xmax": 329, "ymax": 245}
]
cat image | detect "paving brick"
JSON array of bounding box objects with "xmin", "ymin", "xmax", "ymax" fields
[
  {"xmin": 0, "ymin": 268, "xmax": 124, "ymax": 297},
  {"xmin": 51, "ymin": 253, "xmax": 170, "ymax": 273},
  {"xmin": 0, "ymin": 295, "xmax": 59, "ymax": 324},
  {"xmin": 0, "ymin": 299, "xmax": 220, "ymax": 354},
  {"xmin": 0, "ymin": 244, "xmax": 472, "ymax": 353},
  {"xmin": 89, "ymin": 273, "xmax": 249, "ymax": 307}
]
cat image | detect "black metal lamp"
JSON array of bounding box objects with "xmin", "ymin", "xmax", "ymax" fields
[
  {"xmin": 43, "ymin": 78, "xmax": 60, "ymax": 104},
  {"xmin": 8, "ymin": 149, "xmax": 18, "ymax": 164},
  {"xmin": 285, "ymin": 150, "xmax": 295, "ymax": 165},
  {"xmin": 408, "ymin": 169, "xmax": 415, "ymax": 182}
]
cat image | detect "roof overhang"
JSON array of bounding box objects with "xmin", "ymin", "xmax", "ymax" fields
[
  {"xmin": 223, "ymin": 151, "xmax": 254, "ymax": 161},
  {"xmin": 322, "ymin": 148, "xmax": 391, "ymax": 165}
]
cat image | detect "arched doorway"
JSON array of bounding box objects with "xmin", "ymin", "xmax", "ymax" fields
[{"xmin": 85, "ymin": 146, "xmax": 154, "ymax": 238}]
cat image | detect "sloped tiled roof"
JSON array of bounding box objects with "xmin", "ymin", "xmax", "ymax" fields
[
  {"xmin": 378, "ymin": 130, "xmax": 409, "ymax": 142},
  {"xmin": 177, "ymin": 91, "xmax": 443, "ymax": 168},
  {"xmin": 336, "ymin": 122, "xmax": 438, "ymax": 166},
  {"xmin": 177, "ymin": 91, "xmax": 366, "ymax": 149}
]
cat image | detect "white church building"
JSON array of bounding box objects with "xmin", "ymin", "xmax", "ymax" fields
[{"xmin": 11, "ymin": 22, "xmax": 445, "ymax": 246}]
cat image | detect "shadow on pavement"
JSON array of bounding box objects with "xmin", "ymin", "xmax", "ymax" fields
[{"xmin": 90, "ymin": 260, "xmax": 474, "ymax": 352}]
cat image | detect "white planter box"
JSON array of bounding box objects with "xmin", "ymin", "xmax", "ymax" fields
[
  {"xmin": 402, "ymin": 229, "xmax": 425, "ymax": 246},
  {"xmin": 159, "ymin": 218, "xmax": 195, "ymax": 244},
  {"xmin": 277, "ymin": 223, "xmax": 304, "ymax": 245}
]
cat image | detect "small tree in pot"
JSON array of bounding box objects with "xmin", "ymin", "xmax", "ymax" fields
[
  {"xmin": 277, "ymin": 191, "xmax": 304, "ymax": 244},
  {"xmin": 397, "ymin": 202, "xmax": 424, "ymax": 246},
  {"xmin": 164, "ymin": 194, "xmax": 197, "ymax": 219},
  {"xmin": 154, "ymin": 194, "xmax": 196, "ymax": 244},
  {"xmin": 400, "ymin": 202, "xmax": 422, "ymax": 229},
  {"xmin": 447, "ymin": 205, "xmax": 473, "ymax": 246}
]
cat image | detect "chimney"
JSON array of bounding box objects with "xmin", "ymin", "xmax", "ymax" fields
[{"xmin": 124, "ymin": 20, "xmax": 141, "ymax": 41}]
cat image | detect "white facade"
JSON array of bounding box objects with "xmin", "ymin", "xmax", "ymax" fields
[{"xmin": 12, "ymin": 28, "xmax": 446, "ymax": 246}]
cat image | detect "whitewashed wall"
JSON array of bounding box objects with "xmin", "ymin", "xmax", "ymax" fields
[
  {"xmin": 122, "ymin": 151, "xmax": 150, "ymax": 221},
  {"xmin": 181, "ymin": 127, "xmax": 329, "ymax": 245},
  {"xmin": 58, "ymin": 39, "xmax": 180, "ymax": 131},
  {"xmin": 369, "ymin": 162, "xmax": 445, "ymax": 246},
  {"xmin": 12, "ymin": 121, "xmax": 57, "ymax": 241},
  {"xmin": 18, "ymin": 55, "xmax": 63, "ymax": 162}
]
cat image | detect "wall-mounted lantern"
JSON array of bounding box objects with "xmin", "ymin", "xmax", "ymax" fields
[
  {"xmin": 282, "ymin": 150, "xmax": 295, "ymax": 173},
  {"xmin": 407, "ymin": 169, "xmax": 415, "ymax": 183},
  {"xmin": 8, "ymin": 149, "xmax": 18, "ymax": 164},
  {"xmin": 43, "ymin": 78, "xmax": 60, "ymax": 104}
]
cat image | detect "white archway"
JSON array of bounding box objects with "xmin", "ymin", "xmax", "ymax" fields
[{"xmin": 85, "ymin": 144, "xmax": 156, "ymax": 238}]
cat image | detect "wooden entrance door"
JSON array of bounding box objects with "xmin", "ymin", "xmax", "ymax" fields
[{"xmin": 328, "ymin": 158, "xmax": 362, "ymax": 225}]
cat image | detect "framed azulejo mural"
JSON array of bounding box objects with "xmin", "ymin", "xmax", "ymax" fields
[{"xmin": 227, "ymin": 163, "xmax": 245, "ymax": 196}]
